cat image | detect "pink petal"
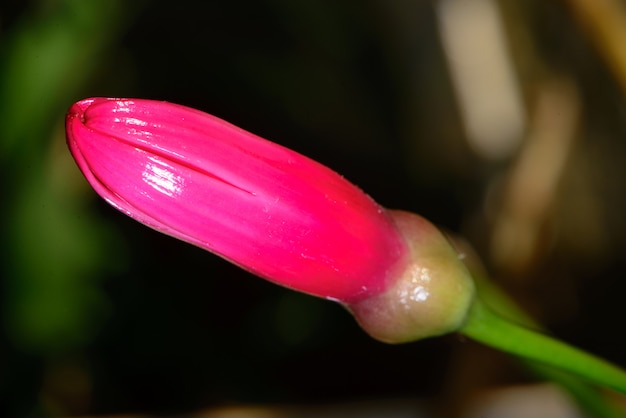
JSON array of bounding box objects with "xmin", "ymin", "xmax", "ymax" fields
[{"xmin": 67, "ymin": 98, "xmax": 408, "ymax": 303}]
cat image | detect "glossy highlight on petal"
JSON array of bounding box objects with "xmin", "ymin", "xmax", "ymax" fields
[{"xmin": 66, "ymin": 98, "xmax": 409, "ymax": 303}]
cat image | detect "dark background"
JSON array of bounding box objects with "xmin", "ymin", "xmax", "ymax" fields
[{"xmin": 1, "ymin": 0, "xmax": 626, "ymax": 416}]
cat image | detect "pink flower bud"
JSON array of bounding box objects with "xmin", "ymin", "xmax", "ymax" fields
[
  {"xmin": 66, "ymin": 98, "xmax": 408, "ymax": 303},
  {"xmin": 66, "ymin": 98, "xmax": 475, "ymax": 342}
]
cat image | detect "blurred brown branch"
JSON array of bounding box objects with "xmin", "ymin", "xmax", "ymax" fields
[{"xmin": 564, "ymin": 0, "xmax": 626, "ymax": 96}]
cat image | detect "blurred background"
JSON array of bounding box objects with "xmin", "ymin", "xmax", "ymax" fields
[{"xmin": 1, "ymin": 0, "xmax": 626, "ymax": 416}]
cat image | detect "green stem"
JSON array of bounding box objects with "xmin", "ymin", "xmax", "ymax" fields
[
  {"xmin": 472, "ymin": 277, "xmax": 624, "ymax": 417},
  {"xmin": 460, "ymin": 298, "xmax": 626, "ymax": 395}
]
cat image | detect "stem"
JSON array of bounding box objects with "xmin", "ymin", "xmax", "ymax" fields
[
  {"xmin": 472, "ymin": 277, "xmax": 625, "ymax": 417},
  {"xmin": 460, "ymin": 298, "xmax": 626, "ymax": 395}
]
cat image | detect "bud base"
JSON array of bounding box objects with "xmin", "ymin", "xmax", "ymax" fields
[{"xmin": 347, "ymin": 211, "xmax": 475, "ymax": 343}]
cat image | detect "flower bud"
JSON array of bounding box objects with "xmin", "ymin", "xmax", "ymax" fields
[
  {"xmin": 66, "ymin": 98, "xmax": 407, "ymax": 303},
  {"xmin": 66, "ymin": 97, "xmax": 475, "ymax": 342}
]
